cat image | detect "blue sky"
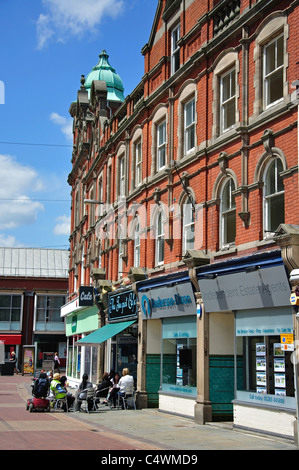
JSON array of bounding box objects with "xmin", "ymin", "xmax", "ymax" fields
[{"xmin": 0, "ymin": 0, "xmax": 157, "ymax": 248}]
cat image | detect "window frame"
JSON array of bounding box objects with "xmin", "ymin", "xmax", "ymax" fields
[
  {"xmin": 118, "ymin": 238, "xmax": 124, "ymax": 279},
  {"xmin": 155, "ymin": 211, "xmax": 165, "ymax": 266},
  {"xmin": 0, "ymin": 293, "xmax": 22, "ymax": 330},
  {"xmin": 134, "ymin": 221, "xmax": 141, "ymax": 268},
  {"xmin": 182, "ymin": 199, "xmax": 195, "ymax": 254},
  {"xmin": 171, "ymin": 24, "xmax": 180, "ymax": 76},
  {"xmin": 157, "ymin": 120, "xmax": 166, "ymax": 171},
  {"xmin": 263, "ymin": 158, "xmax": 285, "ymax": 236},
  {"xmin": 220, "ymin": 67, "xmax": 236, "ymax": 133},
  {"xmin": 35, "ymin": 294, "xmax": 66, "ymax": 331},
  {"xmin": 119, "ymin": 156, "xmax": 126, "ymax": 197},
  {"xmin": 263, "ymin": 34, "xmax": 284, "ymax": 109},
  {"xmin": 184, "ymin": 98, "xmax": 195, "ymax": 155},
  {"xmin": 220, "ymin": 177, "xmax": 236, "ymax": 248},
  {"xmin": 135, "ymin": 140, "xmax": 142, "ymax": 187}
]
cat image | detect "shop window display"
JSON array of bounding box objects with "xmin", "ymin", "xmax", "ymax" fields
[
  {"xmin": 236, "ymin": 335, "xmax": 294, "ymax": 397},
  {"xmin": 162, "ymin": 337, "xmax": 197, "ymax": 392}
]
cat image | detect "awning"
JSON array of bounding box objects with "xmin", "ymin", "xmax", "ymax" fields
[
  {"xmin": 0, "ymin": 334, "xmax": 22, "ymax": 345},
  {"xmin": 75, "ymin": 320, "xmax": 136, "ymax": 346}
]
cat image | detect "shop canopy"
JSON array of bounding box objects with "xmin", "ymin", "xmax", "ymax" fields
[{"xmin": 74, "ymin": 320, "xmax": 136, "ymax": 347}]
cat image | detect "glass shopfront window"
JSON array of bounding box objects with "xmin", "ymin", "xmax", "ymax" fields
[
  {"xmin": 67, "ymin": 335, "xmax": 81, "ymax": 380},
  {"xmin": 235, "ymin": 307, "xmax": 295, "ymax": 409},
  {"xmin": 236, "ymin": 335, "xmax": 294, "ymax": 397},
  {"xmin": 162, "ymin": 316, "xmax": 197, "ymax": 396}
]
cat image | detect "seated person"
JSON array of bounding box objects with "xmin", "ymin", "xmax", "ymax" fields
[
  {"xmin": 117, "ymin": 368, "xmax": 134, "ymax": 405},
  {"xmin": 33, "ymin": 371, "xmax": 50, "ymax": 398},
  {"xmin": 50, "ymin": 373, "xmax": 68, "ymax": 411},
  {"xmin": 96, "ymin": 372, "xmax": 112, "ymax": 398},
  {"xmin": 108, "ymin": 371, "xmax": 120, "ymax": 407},
  {"xmin": 74, "ymin": 373, "xmax": 94, "ymax": 411},
  {"xmin": 60, "ymin": 375, "xmax": 75, "ymax": 409},
  {"xmin": 95, "ymin": 372, "xmax": 112, "ymax": 406}
]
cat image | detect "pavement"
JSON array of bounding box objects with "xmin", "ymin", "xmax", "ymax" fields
[{"xmin": 0, "ymin": 374, "xmax": 298, "ymax": 453}]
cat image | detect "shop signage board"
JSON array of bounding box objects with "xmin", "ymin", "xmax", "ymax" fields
[
  {"xmin": 280, "ymin": 334, "xmax": 294, "ymax": 344},
  {"xmin": 108, "ymin": 289, "xmax": 138, "ymax": 322},
  {"xmin": 79, "ymin": 286, "xmax": 94, "ymax": 307},
  {"xmin": 198, "ymin": 265, "xmax": 290, "ymax": 312},
  {"xmin": 138, "ymin": 282, "xmax": 196, "ymax": 319}
]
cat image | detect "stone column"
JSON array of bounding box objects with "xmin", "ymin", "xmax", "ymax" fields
[
  {"xmin": 128, "ymin": 268, "xmax": 149, "ymax": 409},
  {"xmin": 194, "ymin": 298, "xmax": 212, "ymax": 424},
  {"xmin": 182, "ymin": 250, "xmax": 211, "ymax": 424}
]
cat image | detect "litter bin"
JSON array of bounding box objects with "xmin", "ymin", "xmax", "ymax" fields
[{"xmin": 0, "ymin": 361, "xmax": 15, "ymax": 375}]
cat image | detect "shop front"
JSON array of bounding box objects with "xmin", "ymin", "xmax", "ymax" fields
[
  {"xmin": 137, "ymin": 274, "xmax": 198, "ymax": 417},
  {"xmin": 0, "ymin": 334, "xmax": 22, "ymax": 373},
  {"xmin": 76, "ymin": 288, "xmax": 138, "ymax": 382},
  {"xmin": 197, "ymin": 250, "xmax": 296, "ymax": 438},
  {"xmin": 61, "ymin": 295, "xmax": 99, "ymax": 385}
]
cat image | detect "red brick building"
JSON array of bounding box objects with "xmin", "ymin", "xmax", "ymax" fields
[
  {"xmin": 66, "ymin": 0, "xmax": 299, "ymax": 439},
  {"xmin": 0, "ymin": 248, "xmax": 68, "ymax": 373}
]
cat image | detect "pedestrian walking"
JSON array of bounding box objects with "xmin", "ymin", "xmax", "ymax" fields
[
  {"xmin": 9, "ymin": 351, "xmax": 19, "ymax": 374},
  {"xmin": 53, "ymin": 352, "xmax": 60, "ymax": 373}
]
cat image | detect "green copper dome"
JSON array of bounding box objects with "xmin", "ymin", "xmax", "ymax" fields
[{"xmin": 84, "ymin": 50, "xmax": 125, "ymax": 103}]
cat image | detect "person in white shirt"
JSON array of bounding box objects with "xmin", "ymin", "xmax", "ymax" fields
[{"xmin": 118, "ymin": 368, "xmax": 134, "ymax": 397}]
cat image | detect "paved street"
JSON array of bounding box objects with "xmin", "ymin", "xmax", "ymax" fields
[{"xmin": 0, "ymin": 374, "xmax": 297, "ymax": 453}]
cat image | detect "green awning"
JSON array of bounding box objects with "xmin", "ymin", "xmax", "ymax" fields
[{"xmin": 75, "ymin": 320, "xmax": 136, "ymax": 346}]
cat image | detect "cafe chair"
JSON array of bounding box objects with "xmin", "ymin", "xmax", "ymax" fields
[
  {"xmin": 51, "ymin": 393, "xmax": 68, "ymax": 412},
  {"xmin": 80, "ymin": 387, "xmax": 96, "ymax": 413},
  {"xmin": 118, "ymin": 390, "xmax": 136, "ymax": 410},
  {"xmin": 93, "ymin": 387, "xmax": 112, "ymax": 411}
]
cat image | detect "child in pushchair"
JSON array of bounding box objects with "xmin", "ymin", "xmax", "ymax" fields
[{"xmin": 26, "ymin": 372, "xmax": 51, "ymax": 412}]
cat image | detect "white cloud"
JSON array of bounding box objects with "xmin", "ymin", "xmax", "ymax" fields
[
  {"xmin": 36, "ymin": 0, "xmax": 124, "ymax": 49},
  {"xmin": 53, "ymin": 215, "xmax": 70, "ymax": 236},
  {"xmin": 36, "ymin": 13, "xmax": 54, "ymax": 50},
  {"xmin": 0, "ymin": 234, "xmax": 24, "ymax": 247},
  {"xmin": 0, "ymin": 155, "xmax": 44, "ymax": 230},
  {"xmin": 50, "ymin": 112, "xmax": 73, "ymax": 140}
]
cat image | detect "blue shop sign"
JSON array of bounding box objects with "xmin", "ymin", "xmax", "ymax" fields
[{"xmin": 108, "ymin": 289, "xmax": 138, "ymax": 322}]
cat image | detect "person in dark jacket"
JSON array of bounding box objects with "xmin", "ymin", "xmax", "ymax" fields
[
  {"xmin": 33, "ymin": 372, "xmax": 50, "ymax": 398},
  {"xmin": 95, "ymin": 372, "xmax": 112, "ymax": 399}
]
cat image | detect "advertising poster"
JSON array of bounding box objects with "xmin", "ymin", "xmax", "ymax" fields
[{"xmin": 22, "ymin": 346, "xmax": 35, "ymax": 375}]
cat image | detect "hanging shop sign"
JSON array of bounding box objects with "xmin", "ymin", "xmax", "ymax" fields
[
  {"xmin": 198, "ymin": 265, "xmax": 290, "ymax": 312},
  {"xmin": 138, "ymin": 282, "xmax": 196, "ymax": 319},
  {"xmin": 108, "ymin": 289, "xmax": 138, "ymax": 322},
  {"xmin": 79, "ymin": 286, "xmax": 94, "ymax": 307}
]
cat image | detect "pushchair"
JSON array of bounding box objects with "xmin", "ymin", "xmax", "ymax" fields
[{"xmin": 26, "ymin": 372, "xmax": 51, "ymax": 412}]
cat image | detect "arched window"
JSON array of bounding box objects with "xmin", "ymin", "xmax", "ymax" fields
[
  {"xmin": 156, "ymin": 211, "xmax": 165, "ymax": 266},
  {"xmin": 182, "ymin": 198, "xmax": 195, "ymax": 253},
  {"xmin": 220, "ymin": 178, "xmax": 236, "ymax": 247},
  {"xmin": 264, "ymin": 158, "xmax": 284, "ymax": 235}
]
